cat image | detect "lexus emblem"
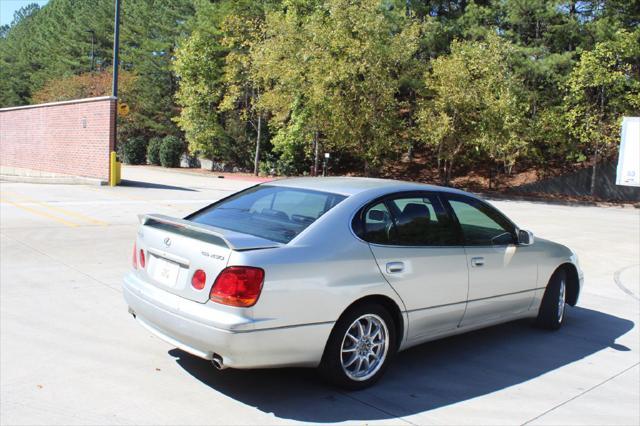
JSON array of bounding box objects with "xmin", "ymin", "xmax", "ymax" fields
[{"xmin": 163, "ymin": 237, "xmax": 171, "ymax": 247}]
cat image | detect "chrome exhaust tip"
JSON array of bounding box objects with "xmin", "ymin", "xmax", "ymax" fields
[{"xmin": 211, "ymin": 354, "xmax": 225, "ymax": 370}]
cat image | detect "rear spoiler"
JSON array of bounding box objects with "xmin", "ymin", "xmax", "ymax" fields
[{"xmin": 138, "ymin": 214, "xmax": 283, "ymax": 251}]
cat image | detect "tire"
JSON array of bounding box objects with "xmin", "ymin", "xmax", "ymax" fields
[
  {"xmin": 535, "ymin": 268, "xmax": 568, "ymax": 330},
  {"xmin": 320, "ymin": 303, "xmax": 396, "ymax": 390}
]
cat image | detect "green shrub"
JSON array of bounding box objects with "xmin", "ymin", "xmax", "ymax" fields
[
  {"xmin": 159, "ymin": 136, "xmax": 184, "ymax": 168},
  {"xmin": 258, "ymin": 153, "xmax": 299, "ymax": 176},
  {"xmin": 147, "ymin": 136, "xmax": 163, "ymax": 165},
  {"xmin": 120, "ymin": 136, "xmax": 147, "ymax": 165}
]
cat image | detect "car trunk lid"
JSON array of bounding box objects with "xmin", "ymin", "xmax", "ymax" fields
[{"xmin": 136, "ymin": 214, "xmax": 281, "ymax": 303}]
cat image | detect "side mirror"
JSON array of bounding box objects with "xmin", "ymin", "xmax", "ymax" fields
[
  {"xmin": 518, "ymin": 229, "xmax": 534, "ymax": 245},
  {"xmin": 368, "ymin": 209, "xmax": 385, "ymax": 221}
]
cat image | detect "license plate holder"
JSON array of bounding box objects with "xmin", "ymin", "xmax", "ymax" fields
[{"xmin": 152, "ymin": 257, "xmax": 180, "ymax": 287}]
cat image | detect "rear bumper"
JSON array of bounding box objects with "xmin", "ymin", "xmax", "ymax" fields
[{"xmin": 123, "ymin": 273, "xmax": 333, "ymax": 369}]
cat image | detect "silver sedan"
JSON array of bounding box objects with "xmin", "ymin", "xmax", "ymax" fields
[{"xmin": 123, "ymin": 177, "xmax": 583, "ymax": 389}]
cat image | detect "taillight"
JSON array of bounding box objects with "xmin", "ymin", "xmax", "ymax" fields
[
  {"xmin": 191, "ymin": 269, "xmax": 206, "ymax": 290},
  {"xmin": 139, "ymin": 249, "xmax": 146, "ymax": 268},
  {"xmin": 210, "ymin": 266, "xmax": 265, "ymax": 307},
  {"xmin": 132, "ymin": 242, "xmax": 137, "ymax": 269}
]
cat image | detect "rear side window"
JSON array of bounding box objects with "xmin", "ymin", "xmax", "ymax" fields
[
  {"xmin": 187, "ymin": 185, "xmax": 346, "ymax": 244},
  {"xmin": 355, "ymin": 193, "xmax": 458, "ymax": 246}
]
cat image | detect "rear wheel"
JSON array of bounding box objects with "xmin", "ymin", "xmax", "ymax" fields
[
  {"xmin": 536, "ymin": 268, "xmax": 567, "ymax": 330},
  {"xmin": 320, "ymin": 304, "xmax": 396, "ymax": 389}
]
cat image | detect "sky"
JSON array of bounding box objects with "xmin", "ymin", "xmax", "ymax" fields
[{"xmin": 1, "ymin": 0, "xmax": 49, "ymax": 26}]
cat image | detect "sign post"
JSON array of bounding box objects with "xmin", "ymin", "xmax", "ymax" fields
[{"xmin": 323, "ymin": 152, "xmax": 330, "ymax": 177}]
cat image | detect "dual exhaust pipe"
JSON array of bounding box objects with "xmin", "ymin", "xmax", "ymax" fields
[{"xmin": 211, "ymin": 353, "xmax": 226, "ymax": 370}]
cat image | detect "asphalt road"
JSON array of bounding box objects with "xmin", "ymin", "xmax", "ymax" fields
[{"xmin": 1, "ymin": 166, "xmax": 639, "ymax": 425}]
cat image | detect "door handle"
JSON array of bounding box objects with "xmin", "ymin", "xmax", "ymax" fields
[
  {"xmin": 471, "ymin": 257, "xmax": 485, "ymax": 267},
  {"xmin": 386, "ymin": 262, "xmax": 405, "ymax": 273}
]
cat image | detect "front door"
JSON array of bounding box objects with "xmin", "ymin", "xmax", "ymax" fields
[
  {"xmin": 443, "ymin": 194, "xmax": 538, "ymax": 326},
  {"xmin": 356, "ymin": 192, "xmax": 469, "ymax": 343}
]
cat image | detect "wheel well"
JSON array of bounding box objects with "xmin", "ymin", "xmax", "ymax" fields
[
  {"xmin": 559, "ymin": 263, "xmax": 580, "ymax": 306},
  {"xmin": 338, "ymin": 295, "xmax": 405, "ymax": 350}
]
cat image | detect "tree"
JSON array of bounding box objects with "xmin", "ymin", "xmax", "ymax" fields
[
  {"xmin": 219, "ymin": 5, "xmax": 273, "ymax": 175},
  {"xmin": 174, "ymin": 0, "xmax": 259, "ymax": 167},
  {"xmin": 416, "ymin": 33, "xmax": 528, "ymax": 184},
  {"xmin": 31, "ymin": 69, "xmax": 136, "ymax": 103},
  {"xmin": 253, "ymin": 0, "xmax": 421, "ymax": 174},
  {"xmin": 563, "ymin": 29, "xmax": 640, "ymax": 195},
  {"xmin": 0, "ymin": 3, "xmax": 42, "ymax": 106},
  {"xmin": 119, "ymin": 0, "xmax": 194, "ymax": 138},
  {"xmin": 250, "ymin": 2, "xmax": 323, "ymax": 174},
  {"xmin": 173, "ymin": 28, "xmax": 226, "ymax": 161}
]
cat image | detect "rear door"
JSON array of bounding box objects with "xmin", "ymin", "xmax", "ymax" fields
[{"xmin": 356, "ymin": 192, "xmax": 469, "ymax": 343}]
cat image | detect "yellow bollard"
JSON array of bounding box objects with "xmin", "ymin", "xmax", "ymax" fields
[{"xmin": 109, "ymin": 151, "xmax": 118, "ymax": 186}]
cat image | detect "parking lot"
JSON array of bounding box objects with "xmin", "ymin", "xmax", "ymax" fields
[{"xmin": 1, "ymin": 166, "xmax": 639, "ymax": 425}]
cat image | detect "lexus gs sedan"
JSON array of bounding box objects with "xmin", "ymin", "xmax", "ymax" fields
[{"xmin": 123, "ymin": 177, "xmax": 583, "ymax": 388}]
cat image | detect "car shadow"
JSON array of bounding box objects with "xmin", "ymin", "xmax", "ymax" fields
[
  {"xmin": 169, "ymin": 306, "xmax": 634, "ymax": 422},
  {"xmin": 120, "ymin": 180, "xmax": 197, "ymax": 191}
]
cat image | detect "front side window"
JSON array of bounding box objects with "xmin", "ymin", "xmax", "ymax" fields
[
  {"xmin": 446, "ymin": 196, "xmax": 515, "ymax": 245},
  {"xmin": 355, "ymin": 193, "xmax": 458, "ymax": 246},
  {"xmin": 188, "ymin": 185, "xmax": 346, "ymax": 243}
]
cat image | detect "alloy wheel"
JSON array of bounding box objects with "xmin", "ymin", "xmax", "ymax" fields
[
  {"xmin": 340, "ymin": 314, "xmax": 389, "ymax": 381},
  {"xmin": 558, "ymin": 278, "xmax": 566, "ymax": 322}
]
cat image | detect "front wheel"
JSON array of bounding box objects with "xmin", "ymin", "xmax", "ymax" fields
[
  {"xmin": 535, "ymin": 268, "xmax": 567, "ymax": 330},
  {"xmin": 320, "ymin": 304, "xmax": 396, "ymax": 389}
]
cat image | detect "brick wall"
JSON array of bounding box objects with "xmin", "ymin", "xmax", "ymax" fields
[{"xmin": 0, "ymin": 96, "xmax": 116, "ymax": 181}]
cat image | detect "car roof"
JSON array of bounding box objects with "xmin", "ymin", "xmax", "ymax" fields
[{"xmin": 264, "ymin": 176, "xmax": 470, "ymax": 197}]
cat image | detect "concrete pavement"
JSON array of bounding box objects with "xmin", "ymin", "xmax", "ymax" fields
[{"xmin": 1, "ymin": 165, "xmax": 638, "ymax": 425}]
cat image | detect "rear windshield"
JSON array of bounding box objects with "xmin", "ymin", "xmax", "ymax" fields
[{"xmin": 187, "ymin": 185, "xmax": 347, "ymax": 244}]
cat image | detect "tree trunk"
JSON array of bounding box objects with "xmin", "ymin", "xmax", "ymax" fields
[
  {"xmin": 436, "ymin": 142, "xmax": 443, "ymax": 181},
  {"xmin": 443, "ymin": 159, "xmax": 453, "ymax": 186},
  {"xmin": 590, "ymin": 143, "xmax": 598, "ymax": 196},
  {"xmin": 313, "ymin": 131, "xmax": 319, "ymax": 176},
  {"xmin": 405, "ymin": 145, "xmax": 413, "ymax": 162},
  {"xmin": 253, "ymin": 114, "xmax": 261, "ymax": 176}
]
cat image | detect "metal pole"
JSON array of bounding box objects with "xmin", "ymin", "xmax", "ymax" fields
[
  {"xmin": 112, "ymin": 0, "xmax": 120, "ymax": 98},
  {"xmin": 111, "ymin": 0, "xmax": 121, "ymax": 161}
]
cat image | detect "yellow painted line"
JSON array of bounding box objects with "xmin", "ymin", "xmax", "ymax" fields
[
  {"xmin": 0, "ymin": 197, "xmax": 79, "ymax": 228},
  {"xmin": 1, "ymin": 190, "xmax": 108, "ymax": 226}
]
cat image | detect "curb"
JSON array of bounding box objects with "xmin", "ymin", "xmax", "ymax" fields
[{"xmin": 0, "ymin": 174, "xmax": 107, "ymax": 186}]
